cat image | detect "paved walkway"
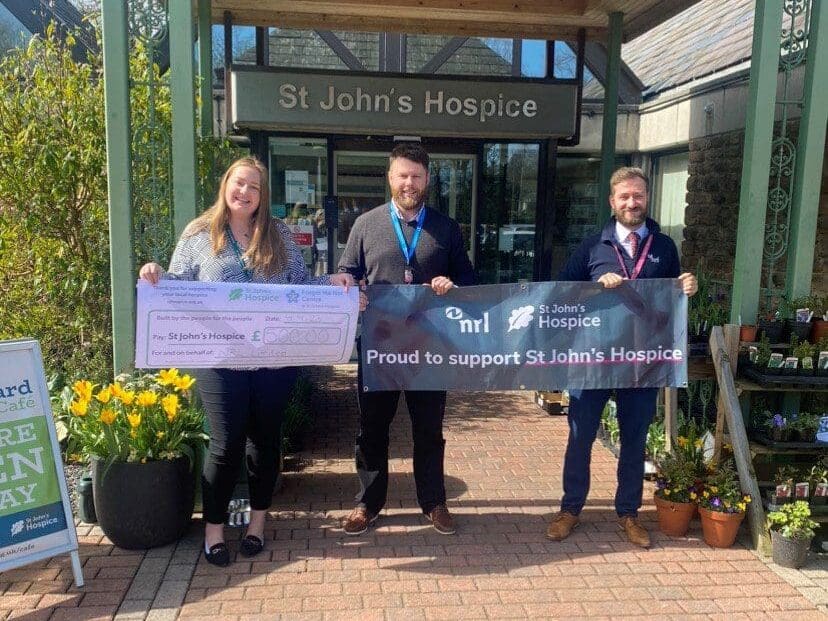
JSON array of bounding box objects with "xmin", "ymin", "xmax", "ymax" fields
[{"xmin": 2, "ymin": 365, "xmax": 827, "ymax": 620}]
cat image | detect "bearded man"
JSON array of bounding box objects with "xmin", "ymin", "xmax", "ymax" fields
[
  {"xmin": 338, "ymin": 142, "xmax": 476, "ymax": 536},
  {"xmin": 547, "ymin": 166, "xmax": 698, "ymax": 548}
]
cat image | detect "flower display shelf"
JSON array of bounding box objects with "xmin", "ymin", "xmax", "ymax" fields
[
  {"xmin": 750, "ymin": 433, "xmax": 828, "ymax": 452},
  {"xmin": 741, "ymin": 367, "xmax": 828, "ymax": 388}
]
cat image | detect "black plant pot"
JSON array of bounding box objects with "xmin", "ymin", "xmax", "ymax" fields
[
  {"xmin": 788, "ymin": 320, "xmax": 813, "ymax": 343},
  {"xmin": 92, "ymin": 456, "xmax": 195, "ymax": 549},
  {"xmin": 771, "ymin": 530, "xmax": 812, "ymax": 569},
  {"xmin": 758, "ymin": 320, "xmax": 785, "ymax": 343}
]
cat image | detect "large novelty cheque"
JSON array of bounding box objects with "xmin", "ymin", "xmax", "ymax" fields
[
  {"xmin": 360, "ymin": 279, "xmax": 687, "ymax": 391},
  {"xmin": 135, "ymin": 280, "xmax": 359, "ymax": 368},
  {"xmin": 0, "ymin": 340, "xmax": 83, "ymax": 586}
]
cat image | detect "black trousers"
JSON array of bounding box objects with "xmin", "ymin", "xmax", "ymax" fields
[
  {"xmin": 195, "ymin": 367, "xmax": 298, "ymax": 525},
  {"xmin": 355, "ymin": 361, "xmax": 447, "ymax": 515}
]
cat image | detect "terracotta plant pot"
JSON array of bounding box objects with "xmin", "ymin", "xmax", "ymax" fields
[
  {"xmin": 699, "ymin": 507, "xmax": 745, "ymax": 548},
  {"xmin": 739, "ymin": 325, "xmax": 757, "ymax": 342},
  {"xmin": 812, "ymin": 320, "xmax": 828, "ymax": 344},
  {"xmin": 654, "ymin": 494, "xmax": 696, "ymax": 537}
]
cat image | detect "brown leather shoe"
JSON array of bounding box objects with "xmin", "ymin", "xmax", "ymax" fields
[
  {"xmin": 427, "ymin": 504, "xmax": 456, "ymax": 535},
  {"xmin": 343, "ymin": 507, "xmax": 377, "ymax": 535},
  {"xmin": 546, "ymin": 511, "xmax": 579, "ymax": 541},
  {"xmin": 620, "ymin": 516, "xmax": 651, "ymax": 548}
]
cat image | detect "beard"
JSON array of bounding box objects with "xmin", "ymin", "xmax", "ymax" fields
[
  {"xmin": 613, "ymin": 208, "xmax": 646, "ymax": 228},
  {"xmin": 392, "ymin": 187, "xmax": 427, "ymax": 212}
]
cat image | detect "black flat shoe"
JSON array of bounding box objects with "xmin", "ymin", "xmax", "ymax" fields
[
  {"xmin": 204, "ymin": 542, "xmax": 230, "ymax": 567},
  {"xmin": 240, "ymin": 534, "xmax": 264, "ymax": 558}
]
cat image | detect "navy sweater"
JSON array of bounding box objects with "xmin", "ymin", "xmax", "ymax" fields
[{"xmin": 558, "ymin": 217, "xmax": 681, "ymax": 282}]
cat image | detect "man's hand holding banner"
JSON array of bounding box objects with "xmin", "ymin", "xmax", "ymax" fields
[{"xmin": 360, "ymin": 279, "xmax": 688, "ymax": 392}]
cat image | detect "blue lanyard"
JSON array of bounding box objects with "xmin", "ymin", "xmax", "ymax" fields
[{"xmin": 389, "ymin": 204, "xmax": 426, "ymax": 265}]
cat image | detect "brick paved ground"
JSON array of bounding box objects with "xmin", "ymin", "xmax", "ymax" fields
[{"xmin": 1, "ymin": 364, "xmax": 826, "ymax": 620}]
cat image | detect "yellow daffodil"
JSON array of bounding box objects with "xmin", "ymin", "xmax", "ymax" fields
[
  {"xmin": 120, "ymin": 390, "xmax": 136, "ymax": 406},
  {"xmin": 136, "ymin": 390, "xmax": 158, "ymax": 407},
  {"xmin": 110, "ymin": 382, "xmax": 126, "ymax": 400},
  {"xmin": 173, "ymin": 374, "xmax": 195, "ymax": 392},
  {"xmin": 99, "ymin": 408, "xmax": 117, "ymax": 425},
  {"xmin": 676, "ymin": 436, "xmax": 688, "ymax": 448},
  {"xmin": 69, "ymin": 399, "xmax": 89, "ymax": 417},
  {"xmin": 737, "ymin": 502, "xmax": 746, "ymax": 511},
  {"xmin": 156, "ymin": 431, "xmax": 165, "ymax": 439},
  {"xmin": 157, "ymin": 368, "xmax": 180, "ymax": 386},
  {"xmin": 72, "ymin": 380, "xmax": 94, "ymax": 402},
  {"xmin": 95, "ymin": 386, "xmax": 112, "ymax": 404},
  {"xmin": 694, "ymin": 439, "xmax": 703, "ymax": 449},
  {"xmin": 690, "ymin": 492, "xmax": 697, "ymax": 500},
  {"xmin": 742, "ymin": 495, "xmax": 751, "ymax": 503},
  {"xmin": 161, "ymin": 394, "xmax": 179, "ymax": 422},
  {"xmin": 127, "ymin": 411, "xmax": 142, "ymax": 429},
  {"xmin": 703, "ymin": 491, "xmax": 710, "ymax": 498}
]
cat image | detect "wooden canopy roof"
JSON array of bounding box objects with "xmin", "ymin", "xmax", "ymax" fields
[{"xmin": 210, "ymin": 0, "xmax": 703, "ymax": 42}]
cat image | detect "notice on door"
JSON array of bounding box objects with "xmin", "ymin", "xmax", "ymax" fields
[
  {"xmin": 285, "ymin": 170, "xmax": 309, "ymax": 204},
  {"xmin": 0, "ymin": 340, "xmax": 83, "ymax": 586}
]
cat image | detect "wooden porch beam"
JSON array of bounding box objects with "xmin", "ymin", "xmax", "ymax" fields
[{"xmin": 213, "ymin": 11, "xmax": 602, "ymax": 39}]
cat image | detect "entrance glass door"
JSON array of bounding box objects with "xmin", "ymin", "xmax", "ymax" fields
[{"xmin": 333, "ymin": 152, "xmax": 477, "ymax": 271}]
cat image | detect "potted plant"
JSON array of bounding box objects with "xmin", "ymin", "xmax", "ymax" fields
[
  {"xmin": 757, "ymin": 301, "xmax": 786, "ymax": 344},
  {"xmin": 792, "ymin": 338, "xmax": 816, "ymax": 376},
  {"xmin": 60, "ymin": 369, "xmax": 208, "ymax": 549},
  {"xmin": 807, "ymin": 462, "xmax": 828, "ymax": 507},
  {"xmin": 767, "ymin": 501, "xmax": 818, "ymax": 568},
  {"xmin": 787, "ymin": 296, "xmax": 815, "ymax": 342},
  {"xmin": 765, "ymin": 411, "xmax": 791, "ymax": 442},
  {"xmin": 789, "ymin": 412, "xmax": 820, "ymax": 443},
  {"xmin": 816, "ymin": 337, "xmax": 828, "ymax": 378},
  {"xmin": 769, "ymin": 464, "xmax": 798, "ymax": 507},
  {"xmin": 653, "ymin": 451, "xmax": 699, "ymax": 537},
  {"xmin": 698, "ymin": 460, "xmax": 751, "ymax": 548}
]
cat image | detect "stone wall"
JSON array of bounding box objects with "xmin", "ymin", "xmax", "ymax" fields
[{"xmin": 682, "ymin": 125, "xmax": 828, "ymax": 303}]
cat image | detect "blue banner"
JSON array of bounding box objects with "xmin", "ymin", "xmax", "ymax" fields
[{"xmin": 360, "ymin": 279, "xmax": 688, "ymax": 391}]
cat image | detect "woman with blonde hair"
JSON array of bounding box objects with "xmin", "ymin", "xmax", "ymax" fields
[{"xmin": 140, "ymin": 156, "xmax": 354, "ymax": 566}]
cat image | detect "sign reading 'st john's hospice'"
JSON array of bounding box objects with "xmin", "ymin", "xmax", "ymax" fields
[
  {"xmin": 0, "ymin": 340, "xmax": 82, "ymax": 585},
  {"xmin": 231, "ymin": 67, "xmax": 578, "ymax": 139},
  {"xmin": 361, "ymin": 280, "xmax": 688, "ymax": 392}
]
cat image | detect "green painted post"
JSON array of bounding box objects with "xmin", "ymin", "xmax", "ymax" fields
[
  {"xmin": 597, "ymin": 12, "xmax": 623, "ymax": 226},
  {"xmin": 101, "ymin": 0, "xmax": 135, "ymax": 375},
  {"xmin": 198, "ymin": 0, "xmax": 213, "ymax": 138},
  {"xmin": 169, "ymin": 0, "xmax": 199, "ymax": 236},
  {"xmin": 729, "ymin": 0, "xmax": 784, "ymax": 324},
  {"xmin": 785, "ymin": 0, "xmax": 828, "ymax": 299}
]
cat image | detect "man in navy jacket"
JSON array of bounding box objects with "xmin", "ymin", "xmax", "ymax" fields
[{"xmin": 548, "ymin": 167, "xmax": 698, "ymax": 548}]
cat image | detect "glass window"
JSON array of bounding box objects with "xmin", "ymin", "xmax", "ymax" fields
[
  {"xmin": 265, "ymin": 29, "xmax": 346, "ymax": 70},
  {"xmin": 333, "ymin": 152, "xmax": 389, "ymax": 269},
  {"xmin": 332, "ymin": 31, "xmax": 380, "ymax": 71},
  {"xmin": 480, "ymin": 144, "xmax": 539, "ymax": 283},
  {"xmin": 407, "ymin": 35, "xmax": 513, "ymax": 76},
  {"xmin": 210, "ymin": 25, "xmax": 256, "ymax": 75},
  {"xmin": 551, "ymin": 155, "xmax": 627, "ymax": 276},
  {"xmin": 553, "ymin": 41, "xmax": 577, "ymax": 79},
  {"xmin": 520, "ymin": 40, "xmax": 546, "ymax": 78},
  {"xmin": 427, "ymin": 156, "xmax": 475, "ymax": 258},
  {"xmin": 0, "ymin": 3, "xmax": 32, "ymax": 52},
  {"xmin": 269, "ymin": 138, "xmax": 329, "ymax": 275}
]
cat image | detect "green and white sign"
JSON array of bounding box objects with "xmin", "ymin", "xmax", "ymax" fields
[
  {"xmin": 231, "ymin": 67, "xmax": 578, "ymax": 139},
  {"xmin": 0, "ymin": 340, "xmax": 82, "ymax": 586}
]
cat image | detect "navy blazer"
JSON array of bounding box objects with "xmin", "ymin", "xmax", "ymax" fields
[{"xmin": 558, "ymin": 217, "xmax": 681, "ymax": 282}]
